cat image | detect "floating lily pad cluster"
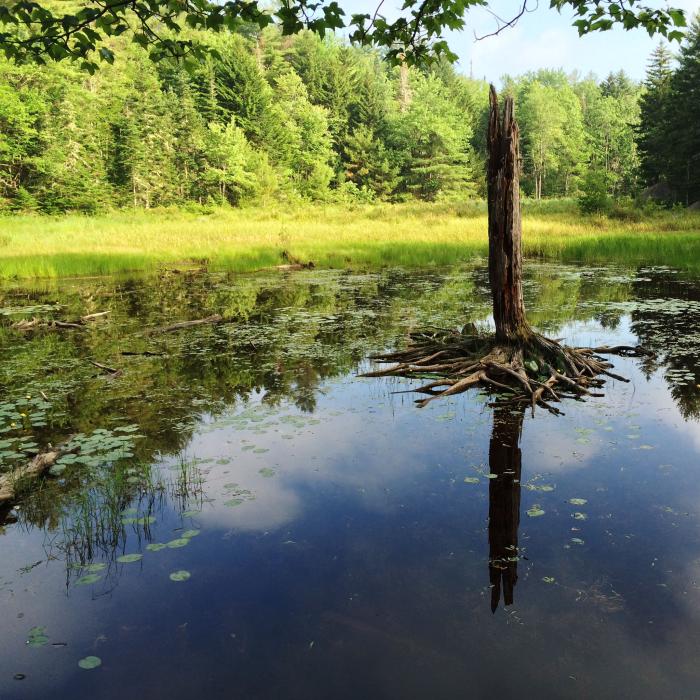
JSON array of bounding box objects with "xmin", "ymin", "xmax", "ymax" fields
[
  {"xmin": 223, "ymin": 483, "xmax": 256, "ymax": 507},
  {"xmin": 0, "ymin": 396, "xmax": 52, "ymax": 468},
  {"xmin": 50, "ymin": 426, "xmax": 142, "ymax": 476}
]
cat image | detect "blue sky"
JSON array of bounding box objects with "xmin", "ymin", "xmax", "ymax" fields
[{"xmin": 340, "ymin": 0, "xmax": 700, "ymax": 83}]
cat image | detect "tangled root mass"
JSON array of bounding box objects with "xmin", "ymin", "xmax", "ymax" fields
[{"xmin": 363, "ymin": 327, "xmax": 650, "ymax": 415}]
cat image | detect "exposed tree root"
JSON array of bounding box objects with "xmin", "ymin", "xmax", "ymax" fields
[{"xmin": 363, "ymin": 328, "xmax": 651, "ymax": 415}]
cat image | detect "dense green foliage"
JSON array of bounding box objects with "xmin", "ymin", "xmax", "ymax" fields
[
  {"xmin": 0, "ymin": 22, "xmax": 667, "ymax": 214},
  {"xmin": 638, "ymin": 18, "xmax": 700, "ymax": 205}
]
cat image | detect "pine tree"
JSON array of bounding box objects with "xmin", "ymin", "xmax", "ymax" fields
[
  {"xmin": 345, "ymin": 125, "xmax": 399, "ymax": 198},
  {"xmin": 638, "ymin": 43, "xmax": 674, "ymax": 191},
  {"xmin": 667, "ymin": 19, "xmax": 700, "ymax": 204}
]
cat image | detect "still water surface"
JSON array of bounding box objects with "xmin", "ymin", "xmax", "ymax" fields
[{"xmin": 0, "ymin": 263, "xmax": 699, "ymax": 699}]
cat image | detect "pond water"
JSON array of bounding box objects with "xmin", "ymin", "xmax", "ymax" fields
[{"xmin": 1, "ymin": 262, "xmax": 700, "ymax": 699}]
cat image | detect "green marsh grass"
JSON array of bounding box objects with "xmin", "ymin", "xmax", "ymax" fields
[{"xmin": 2, "ymin": 200, "xmax": 700, "ymax": 278}]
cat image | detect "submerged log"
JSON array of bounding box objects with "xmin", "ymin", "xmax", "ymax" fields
[
  {"xmin": 11, "ymin": 312, "xmax": 110, "ymax": 332},
  {"xmin": 0, "ymin": 448, "xmax": 62, "ymax": 504},
  {"xmin": 150, "ymin": 314, "xmax": 224, "ymax": 334}
]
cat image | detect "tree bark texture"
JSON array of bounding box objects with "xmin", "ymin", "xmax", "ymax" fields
[{"xmin": 487, "ymin": 85, "xmax": 531, "ymax": 344}]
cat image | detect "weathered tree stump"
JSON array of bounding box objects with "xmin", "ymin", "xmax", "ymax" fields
[{"xmin": 363, "ymin": 86, "xmax": 649, "ymax": 414}]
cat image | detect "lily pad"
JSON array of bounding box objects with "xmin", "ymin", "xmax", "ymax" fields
[
  {"xmin": 117, "ymin": 553, "xmax": 143, "ymax": 564},
  {"xmin": 181, "ymin": 529, "xmax": 200, "ymax": 539},
  {"xmin": 83, "ymin": 563, "xmax": 107, "ymax": 574},
  {"xmin": 146, "ymin": 543, "xmax": 167, "ymax": 552},
  {"xmin": 463, "ymin": 477, "xmax": 480, "ymax": 484},
  {"xmin": 75, "ymin": 574, "xmax": 102, "ymax": 586},
  {"xmin": 78, "ymin": 656, "xmax": 102, "ymax": 670},
  {"xmin": 167, "ymin": 538, "xmax": 190, "ymax": 548},
  {"xmin": 169, "ymin": 570, "xmax": 191, "ymax": 582},
  {"xmin": 258, "ymin": 468, "xmax": 275, "ymax": 478},
  {"xmin": 526, "ymin": 506, "xmax": 545, "ymax": 518},
  {"xmin": 542, "ymin": 576, "xmax": 555, "ymax": 584},
  {"xmin": 27, "ymin": 627, "xmax": 49, "ymax": 648},
  {"xmin": 569, "ymin": 498, "xmax": 588, "ymax": 506},
  {"xmin": 572, "ymin": 512, "xmax": 588, "ymax": 520}
]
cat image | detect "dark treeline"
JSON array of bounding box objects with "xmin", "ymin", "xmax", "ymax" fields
[
  {"xmin": 0, "ymin": 14, "xmax": 698, "ymax": 214},
  {"xmin": 638, "ymin": 19, "xmax": 700, "ymax": 206}
]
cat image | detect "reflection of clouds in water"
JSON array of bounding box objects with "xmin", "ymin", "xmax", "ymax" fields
[
  {"xmin": 182, "ymin": 383, "xmax": 490, "ymax": 533},
  {"xmin": 186, "ymin": 408, "xmax": 429, "ymax": 532}
]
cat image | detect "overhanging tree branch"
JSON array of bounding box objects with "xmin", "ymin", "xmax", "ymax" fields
[{"xmin": 0, "ymin": 0, "xmax": 689, "ymax": 71}]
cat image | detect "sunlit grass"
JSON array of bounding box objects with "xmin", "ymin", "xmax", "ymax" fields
[{"xmin": 2, "ymin": 200, "xmax": 700, "ymax": 278}]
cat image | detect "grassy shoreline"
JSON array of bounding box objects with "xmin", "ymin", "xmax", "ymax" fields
[{"xmin": 3, "ymin": 201, "xmax": 700, "ymax": 279}]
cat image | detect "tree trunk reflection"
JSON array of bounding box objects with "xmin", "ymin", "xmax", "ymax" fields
[{"xmin": 488, "ymin": 407, "xmax": 524, "ymax": 613}]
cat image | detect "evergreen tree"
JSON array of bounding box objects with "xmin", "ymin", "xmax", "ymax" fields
[
  {"xmin": 667, "ymin": 18, "xmax": 700, "ymax": 204},
  {"xmin": 638, "ymin": 43, "xmax": 674, "ymax": 191},
  {"xmin": 111, "ymin": 59, "xmax": 178, "ymax": 208},
  {"xmin": 345, "ymin": 125, "xmax": 399, "ymax": 198}
]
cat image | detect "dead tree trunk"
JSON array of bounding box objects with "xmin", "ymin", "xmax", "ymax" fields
[
  {"xmin": 487, "ymin": 85, "xmax": 532, "ymax": 344},
  {"xmin": 364, "ymin": 87, "xmax": 646, "ymax": 411}
]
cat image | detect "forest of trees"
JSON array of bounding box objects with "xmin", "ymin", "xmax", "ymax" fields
[
  {"xmin": 0, "ymin": 16, "xmax": 698, "ymax": 214},
  {"xmin": 638, "ymin": 24, "xmax": 700, "ymax": 206}
]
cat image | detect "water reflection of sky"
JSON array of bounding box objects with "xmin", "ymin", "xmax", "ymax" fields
[{"xmin": 2, "ymin": 267, "xmax": 700, "ymax": 698}]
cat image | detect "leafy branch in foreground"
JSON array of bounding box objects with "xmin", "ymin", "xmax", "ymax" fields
[{"xmin": 0, "ymin": 0, "xmax": 688, "ymax": 72}]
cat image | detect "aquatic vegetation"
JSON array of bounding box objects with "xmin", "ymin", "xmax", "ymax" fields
[
  {"xmin": 146, "ymin": 543, "xmax": 168, "ymax": 552},
  {"xmin": 116, "ymin": 553, "xmax": 143, "ymax": 563},
  {"xmin": 26, "ymin": 626, "xmax": 49, "ymax": 648},
  {"xmin": 169, "ymin": 570, "xmax": 191, "ymax": 582},
  {"xmin": 78, "ymin": 656, "xmax": 102, "ymax": 670}
]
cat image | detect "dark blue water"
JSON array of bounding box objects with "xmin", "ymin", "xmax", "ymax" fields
[{"xmin": 1, "ymin": 265, "xmax": 699, "ymax": 699}]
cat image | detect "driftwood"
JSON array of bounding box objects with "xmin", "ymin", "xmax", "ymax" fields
[
  {"xmin": 12, "ymin": 311, "xmax": 110, "ymax": 332},
  {"xmin": 121, "ymin": 350, "xmax": 164, "ymax": 357},
  {"xmin": 0, "ymin": 448, "xmax": 61, "ymax": 504},
  {"xmin": 149, "ymin": 314, "xmax": 224, "ymax": 334},
  {"xmin": 89, "ymin": 360, "xmax": 122, "ymax": 376},
  {"xmin": 81, "ymin": 311, "xmax": 111, "ymax": 322}
]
